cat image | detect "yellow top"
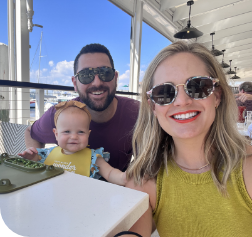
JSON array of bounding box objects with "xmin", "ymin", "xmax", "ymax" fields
[
  {"xmin": 44, "ymin": 147, "xmax": 92, "ymax": 176},
  {"xmin": 153, "ymin": 160, "xmax": 252, "ymax": 237}
]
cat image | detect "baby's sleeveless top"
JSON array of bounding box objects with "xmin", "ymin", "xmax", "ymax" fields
[{"xmin": 153, "ymin": 159, "xmax": 252, "ymax": 237}]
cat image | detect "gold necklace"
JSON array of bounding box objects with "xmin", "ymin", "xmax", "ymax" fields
[{"xmin": 172, "ymin": 158, "xmax": 210, "ymax": 171}]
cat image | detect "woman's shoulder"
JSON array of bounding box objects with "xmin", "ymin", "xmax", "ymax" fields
[
  {"xmin": 243, "ymin": 145, "xmax": 252, "ymax": 199},
  {"xmin": 126, "ymin": 177, "xmax": 157, "ymax": 211}
]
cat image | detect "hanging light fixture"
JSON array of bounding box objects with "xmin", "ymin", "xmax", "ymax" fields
[
  {"xmin": 227, "ymin": 60, "xmax": 235, "ymax": 74},
  {"xmin": 174, "ymin": 1, "xmax": 203, "ymax": 39},
  {"xmin": 231, "ymin": 67, "xmax": 240, "ymax": 79},
  {"xmin": 220, "ymin": 50, "xmax": 229, "ymax": 68},
  {"xmin": 210, "ymin": 32, "xmax": 223, "ymax": 56}
]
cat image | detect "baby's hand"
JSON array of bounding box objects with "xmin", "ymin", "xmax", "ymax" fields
[{"xmin": 18, "ymin": 147, "xmax": 40, "ymax": 161}]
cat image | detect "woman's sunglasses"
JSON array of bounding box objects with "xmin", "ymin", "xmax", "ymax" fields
[
  {"xmin": 74, "ymin": 67, "xmax": 115, "ymax": 84},
  {"xmin": 147, "ymin": 76, "xmax": 219, "ymax": 106}
]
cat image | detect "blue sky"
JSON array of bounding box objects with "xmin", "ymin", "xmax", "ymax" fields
[{"xmin": 0, "ymin": 0, "xmax": 171, "ymax": 90}]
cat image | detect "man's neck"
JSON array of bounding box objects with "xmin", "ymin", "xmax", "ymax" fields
[{"xmin": 88, "ymin": 97, "xmax": 118, "ymax": 123}]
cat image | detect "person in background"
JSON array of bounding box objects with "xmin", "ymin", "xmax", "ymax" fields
[
  {"xmin": 116, "ymin": 42, "xmax": 252, "ymax": 237},
  {"xmin": 24, "ymin": 43, "xmax": 139, "ymax": 175},
  {"xmin": 236, "ymin": 81, "xmax": 252, "ymax": 104}
]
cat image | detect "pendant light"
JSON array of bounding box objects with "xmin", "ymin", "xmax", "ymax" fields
[
  {"xmin": 231, "ymin": 67, "xmax": 240, "ymax": 79},
  {"xmin": 210, "ymin": 32, "xmax": 223, "ymax": 56},
  {"xmin": 174, "ymin": 1, "xmax": 203, "ymax": 39},
  {"xmin": 220, "ymin": 50, "xmax": 229, "ymax": 68},
  {"xmin": 227, "ymin": 60, "xmax": 235, "ymax": 74}
]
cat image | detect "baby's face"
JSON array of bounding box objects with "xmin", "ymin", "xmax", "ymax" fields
[{"xmin": 54, "ymin": 108, "xmax": 91, "ymax": 154}]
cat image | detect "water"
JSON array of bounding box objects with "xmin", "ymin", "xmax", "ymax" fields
[{"xmin": 30, "ymin": 108, "xmax": 35, "ymax": 121}]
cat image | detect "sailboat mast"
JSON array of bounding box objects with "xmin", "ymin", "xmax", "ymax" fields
[{"xmin": 38, "ymin": 31, "xmax": 43, "ymax": 83}]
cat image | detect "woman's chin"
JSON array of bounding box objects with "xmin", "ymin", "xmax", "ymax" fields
[{"xmin": 169, "ymin": 129, "xmax": 205, "ymax": 140}]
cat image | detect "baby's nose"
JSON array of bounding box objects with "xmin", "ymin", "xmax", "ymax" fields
[{"xmin": 71, "ymin": 133, "xmax": 78, "ymax": 139}]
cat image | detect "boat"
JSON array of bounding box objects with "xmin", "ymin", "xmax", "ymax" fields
[{"xmin": 30, "ymin": 99, "xmax": 36, "ymax": 108}]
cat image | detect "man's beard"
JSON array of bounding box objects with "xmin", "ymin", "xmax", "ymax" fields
[{"xmin": 76, "ymin": 84, "xmax": 116, "ymax": 112}]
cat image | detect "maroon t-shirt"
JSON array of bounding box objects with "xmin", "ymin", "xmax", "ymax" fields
[{"xmin": 31, "ymin": 96, "xmax": 139, "ymax": 171}]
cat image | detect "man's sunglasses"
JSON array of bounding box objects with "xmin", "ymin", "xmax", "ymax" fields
[
  {"xmin": 74, "ymin": 67, "xmax": 115, "ymax": 84},
  {"xmin": 147, "ymin": 76, "xmax": 219, "ymax": 106}
]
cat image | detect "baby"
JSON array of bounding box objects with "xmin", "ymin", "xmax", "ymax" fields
[{"xmin": 19, "ymin": 100, "xmax": 126, "ymax": 185}]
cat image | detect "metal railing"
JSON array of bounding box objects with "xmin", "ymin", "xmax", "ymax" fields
[{"xmin": 0, "ymin": 80, "xmax": 140, "ymax": 125}]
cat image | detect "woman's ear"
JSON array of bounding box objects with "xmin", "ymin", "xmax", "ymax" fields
[
  {"xmin": 148, "ymin": 99, "xmax": 157, "ymax": 116},
  {"xmin": 214, "ymin": 87, "xmax": 222, "ymax": 106}
]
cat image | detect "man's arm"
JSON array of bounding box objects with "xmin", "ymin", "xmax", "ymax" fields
[
  {"xmin": 236, "ymin": 92, "xmax": 252, "ymax": 103},
  {"xmin": 25, "ymin": 126, "xmax": 45, "ymax": 148}
]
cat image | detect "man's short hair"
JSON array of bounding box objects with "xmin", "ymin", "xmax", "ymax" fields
[
  {"xmin": 74, "ymin": 43, "xmax": 114, "ymax": 75},
  {"xmin": 239, "ymin": 82, "xmax": 252, "ymax": 92}
]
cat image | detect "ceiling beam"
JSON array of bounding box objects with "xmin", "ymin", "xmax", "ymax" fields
[
  {"xmin": 160, "ymin": 0, "xmax": 187, "ymax": 11},
  {"xmin": 223, "ymin": 54, "xmax": 252, "ymax": 62},
  {"xmin": 201, "ymin": 31, "xmax": 252, "ymax": 48},
  {"xmin": 232, "ymin": 61, "xmax": 252, "ymax": 67},
  {"xmin": 198, "ymin": 22, "xmax": 252, "ymax": 43},
  {"xmin": 223, "ymin": 48, "xmax": 252, "ymax": 58},
  {"xmin": 160, "ymin": 0, "xmax": 186, "ymax": 11},
  {"xmin": 196, "ymin": 12, "xmax": 252, "ymax": 34},
  {"xmin": 173, "ymin": 0, "xmax": 242, "ymax": 22},
  {"xmin": 233, "ymin": 57, "xmax": 252, "ymax": 63},
  {"xmin": 180, "ymin": 1, "xmax": 252, "ymax": 27},
  {"xmin": 206, "ymin": 39, "xmax": 252, "ymax": 54}
]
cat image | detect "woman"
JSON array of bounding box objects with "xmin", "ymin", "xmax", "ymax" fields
[{"xmin": 121, "ymin": 42, "xmax": 252, "ymax": 237}]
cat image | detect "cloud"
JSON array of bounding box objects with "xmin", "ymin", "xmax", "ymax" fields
[
  {"xmin": 139, "ymin": 70, "xmax": 145, "ymax": 81},
  {"xmin": 30, "ymin": 60, "xmax": 74, "ymax": 86},
  {"xmin": 49, "ymin": 61, "xmax": 54, "ymax": 67},
  {"xmin": 29, "ymin": 61, "xmax": 145, "ymax": 89},
  {"xmin": 50, "ymin": 60, "xmax": 74, "ymax": 78},
  {"xmin": 119, "ymin": 70, "xmax": 130, "ymax": 81},
  {"xmin": 117, "ymin": 68, "xmax": 145, "ymax": 90}
]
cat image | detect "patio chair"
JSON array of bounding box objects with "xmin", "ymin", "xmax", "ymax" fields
[{"xmin": 0, "ymin": 121, "xmax": 28, "ymax": 156}]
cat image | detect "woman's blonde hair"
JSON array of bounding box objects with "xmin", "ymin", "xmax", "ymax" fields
[{"xmin": 127, "ymin": 41, "xmax": 247, "ymax": 194}]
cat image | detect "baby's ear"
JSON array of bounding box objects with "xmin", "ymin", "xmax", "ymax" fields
[{"xmin": 53, "ymin": 128, "xmax": 58, "ymax": 141}]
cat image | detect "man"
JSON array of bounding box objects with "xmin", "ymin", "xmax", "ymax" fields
[
  {"xmin": 236, "ymin": 82, "xmax": 252, "ymax": 105},
  {"xmin": 24, "ymin": 43, "xmax": 139, "ymax": 172}
]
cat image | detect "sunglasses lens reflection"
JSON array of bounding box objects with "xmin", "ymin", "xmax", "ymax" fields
[
  {"xmin": 152, "ymin": 84, "xmax": 175, "ymax": 105},
  {"xmin": 78, "ymin": 67, "xmax": 115, "ymax": 84},
  {"xmin": 99, "ymin": 68, "xmax": 115, "ymax": 82},
  {"xmin": 151, "ymin": 77, "xmax": 214, "ymax": 105},
  {"xmin": 187, "ymin": 78, "xmax": 213, "ymax": 99}
]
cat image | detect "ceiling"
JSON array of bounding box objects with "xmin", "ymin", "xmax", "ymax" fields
[{"xmin": 108, "ymin": 0, "xmax": 252, "ymax": 85}]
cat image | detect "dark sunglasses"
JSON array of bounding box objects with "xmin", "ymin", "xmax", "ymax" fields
[
  {"xmin": 147, "ymin": 76, "xmax": 219, "ymax": 106},
  {"xmin": 74, "ymin": 67, "xmax": 115, "ymax": 84}
]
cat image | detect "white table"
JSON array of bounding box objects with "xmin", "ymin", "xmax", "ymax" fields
[
  {"xmin": 238, "ymin": 129, "xmax": 249, "ymax": 136},
  {"xmin": 237, "ymin": 123, "xmax": 249, "ymax": 136},
  {"xmin": 0, "ymin": 172, "xmax": 149, "ymax": 237}
]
